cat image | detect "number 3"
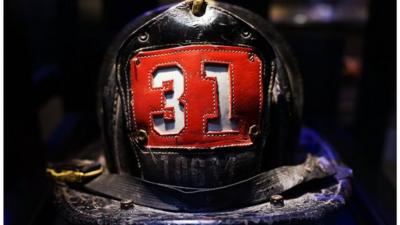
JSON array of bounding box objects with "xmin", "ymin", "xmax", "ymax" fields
[
  {"xmin": 152, "ymin": 64, "xmax": 237, "ymax": 135},
  {"xmin": 152, "ymin": 67, "xmax": 185, "ymax": 135}
]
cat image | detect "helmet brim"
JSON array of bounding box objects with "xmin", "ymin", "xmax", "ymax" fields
[{"xmin": 53, "ymin": 127, "xmax": 352, "ymax": 225}]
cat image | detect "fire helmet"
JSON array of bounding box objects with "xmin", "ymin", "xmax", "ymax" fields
[
  {"xmin": 48, "ymin": 1, "xmax": 352, "ymax": 224},
  {"xmin": 98, "ymin": 0, "xmax": 303, "ymax": 188}
]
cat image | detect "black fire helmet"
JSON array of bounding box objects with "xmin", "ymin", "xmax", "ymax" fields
[{"xmin": 48, "ymin": 1, "xmax": 352, "ymax": 224}]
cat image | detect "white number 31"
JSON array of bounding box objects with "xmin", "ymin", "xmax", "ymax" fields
[{"xmin": 152, "ymin": 65, "xmax": 238, "ymax": 135}]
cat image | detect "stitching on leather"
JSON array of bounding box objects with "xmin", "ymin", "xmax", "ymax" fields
[
  {"xmin": 256, "ymin": 56, "xmax": 263, "ymax": 114},
  {"xmin": 111, "ymin": 88, "xmax": 122, "ymax": 170},
  {"xmin": 131, "ymin": 47, "xmax": 263, "ymax": 149},
  {"xmin": 138, "ymin": 49, "xmax": 250, "ymax": 59},
  {"xmin": 130, "ymin": 89, "xmax": 138, "ymax": 129},
  {"xmin": 144, "ymin": 142, "xmax": 253, "ymax": 152},
  {"xmin": 125, "ymin": 61, "xmax": 143, "ymax": 172},
  {"xmin": 200, "ymin": 60, "xmax": 239, "ymax": 137},
  {"xmin": 269, "ymin": 60, "xmax": 277, "ymax": 104},
  {"xmin": 119, "ymin": 62, "xmax": 134, "ymax": 133},
  {"xmin": 201, "ymin": 60, "xmax": 217, "ymax": 136},
  {"xmin": 112, "ymin": 88, "xmax": 119, "ymax": 133}
]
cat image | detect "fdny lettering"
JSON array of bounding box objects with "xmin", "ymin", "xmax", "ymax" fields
[{"xmin": 131, "ymin": 45, "xmax": 263, "ymax": 149}]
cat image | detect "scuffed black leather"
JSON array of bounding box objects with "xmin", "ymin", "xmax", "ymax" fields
[
  {"xmin": 84, "ymin": 155, "xmax": 336, "ymax": 212},
  {"xmin": 54, "ymin": 128, "xmax": 353, "ymax": 224},
  {"xmin": 98, "ymin": 1, "xmax": 303, "ymax": 187}
]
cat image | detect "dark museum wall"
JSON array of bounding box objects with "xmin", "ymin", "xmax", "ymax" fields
[{"xmin": 4, "ymin": 0, "xmax": 396, "ymax": 225}]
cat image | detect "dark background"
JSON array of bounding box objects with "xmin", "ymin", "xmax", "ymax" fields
[{"xmin": 4, "ymin": 0, "xmax": 396, "ymax": 224}]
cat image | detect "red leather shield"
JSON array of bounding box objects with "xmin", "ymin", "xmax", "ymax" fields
[{"xmin": 130, "ymin": 45, "xmax": 264, "ymax": 149}]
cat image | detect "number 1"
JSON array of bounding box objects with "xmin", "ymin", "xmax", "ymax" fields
[{"xmin": 205, "ymin": 64, "xmax": 238, "ymax": 132}]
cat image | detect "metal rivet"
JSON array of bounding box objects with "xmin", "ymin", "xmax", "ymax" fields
[
  {"xmin": 138, "ymin": 32, "xmax": 149, "ymax": 43},
  {"xmin": 270, "ymin": 195, "xmax": 284, "ymax": 207},
  {"xmin": 249, "ymin": 125, "xmax": 260, "ymax": 139},
  {"xmin": 120, "ymin": 199, "xmax": 134, "ymax": 210},
  {"xmin": 133, "ymin": 58, "xmax": 140, "ymax": 65},
  {"xmin": 136, "ymin": 129, "xmax": 148, "ymax": 144},
  {"xmin": 241, "ymin": 30, "xmax": 252, "ymax": 39},
  {"xmin": 192, "ymin": 0, "xmax": 207, "ymax": 17}
]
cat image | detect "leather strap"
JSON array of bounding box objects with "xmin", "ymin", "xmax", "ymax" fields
[{"xmin": 84, "ymin": 155, "xmax": 335, "ymax": 212}]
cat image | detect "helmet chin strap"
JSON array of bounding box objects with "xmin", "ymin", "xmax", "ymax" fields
[{"xmin": 81, "ymin": 154, "xmax": 336, "ymax": 212}]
